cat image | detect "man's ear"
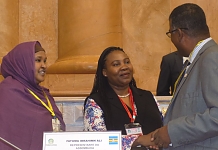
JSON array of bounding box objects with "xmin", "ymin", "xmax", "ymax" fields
[
  {"xmin": 102, "ymin": 69, "xmax": 107, "ymax": 77},
  {"xmin": 177, "ymin": 28, "xmax": 184, "ymax": 42}
]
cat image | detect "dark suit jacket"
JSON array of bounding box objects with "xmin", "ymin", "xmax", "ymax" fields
[
  {"xmin": 89, "ymin": 85, "xmax": 162, "ymax": 135},
  {"xmin": 156, "ymin": 51, "xmax": 183, "ymax": 96}
]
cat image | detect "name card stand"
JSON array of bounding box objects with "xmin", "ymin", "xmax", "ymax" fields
[{"xmin": 43, "ymin": 131, "xmax": 122, "ymax": 150}]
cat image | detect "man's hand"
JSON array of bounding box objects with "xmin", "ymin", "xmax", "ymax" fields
[
  {"xmin": 151, "ymin": 126, "xmax": 171, "ymax": 148},
  {"xmin": 131, "ymin": 133, "xmax": 159, "ymax": 149}
]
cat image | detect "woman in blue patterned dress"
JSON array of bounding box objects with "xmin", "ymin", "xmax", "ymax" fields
[{"xmin": 83, "ymin": 46, "xmax": 162, "ymax": 150}]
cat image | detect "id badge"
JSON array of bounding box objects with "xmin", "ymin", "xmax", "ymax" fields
[
  {"xmin": 52, "ymin": 118, "xmax": 61, "ymax": 132},
  {"xmin": 124, "ymin": 123, "xmax": 143, "ymax": 135}
]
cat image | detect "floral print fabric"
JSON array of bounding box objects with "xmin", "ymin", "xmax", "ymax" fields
[{"xmin": 84, "ymin": 98, "xmax": 139, "ymax": 150}]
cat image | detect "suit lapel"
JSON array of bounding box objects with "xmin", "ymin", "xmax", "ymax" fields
[
  {"xmin": 169, "ymin": 39, "xmax": 217, "ymax": 104},
  {"xmin": 175, "ymin": 52, "xmax": 183, "ymax": 70},
  {"xmin": 130, "ymin": 86, "xmax": 143, "ymax": 108},
  {"xmin": 106, "ymin": 86, "xmax": 128, "ymax": 113},
  {"xmin": 106, "ymin": 86, "xmax": 142, "ymax": 114}
]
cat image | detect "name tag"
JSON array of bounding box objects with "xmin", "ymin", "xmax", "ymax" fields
[
  {"xmin": 125, "ymin": 123, "xmax": 143, "ymax": 135},
  {"xmin": 43, "ymin": 131, "xmax": 122, "ymax": 150},
  {"xmin": 52, "ymin": 118, "xmax": 61, "ymax": 132}
]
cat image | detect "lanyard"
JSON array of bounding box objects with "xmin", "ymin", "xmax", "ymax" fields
[
  {"xmin": 27, "ymin": 88, "xmax": 56, "ymax": 118},
  {"xmin": 118, "ymin": 88, "xmax": 137, "ymax": 123},
  {"xmin": 172, "ymin": 61, "xmax": 190, "ymax": 96}
]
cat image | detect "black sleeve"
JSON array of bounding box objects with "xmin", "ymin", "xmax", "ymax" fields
[{"xmin": 156, "ymin": 56, "xmax": 171, "ymax": 96}]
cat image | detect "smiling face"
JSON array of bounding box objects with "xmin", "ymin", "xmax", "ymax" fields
[
  {"xmin": 34, "ymin": 51, "xmax": 47, "ymax": 84},
  {"xmin": 102, "ymin": 50, "xmax": 133, "ymax": 88}
]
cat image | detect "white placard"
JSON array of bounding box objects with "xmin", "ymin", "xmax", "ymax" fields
[{"xmin": 43, "ymin": 131, "xmax": 122, "ymax": 150}]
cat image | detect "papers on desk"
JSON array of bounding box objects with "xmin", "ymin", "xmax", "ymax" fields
[{"xmin": 43, "ymin": 131, "xmax": 122, "ymax": 150}]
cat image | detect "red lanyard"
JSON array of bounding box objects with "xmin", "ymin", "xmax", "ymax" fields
[{"xmin": 118, "ymin": 88, "xmax": 137, "ymax": 123}]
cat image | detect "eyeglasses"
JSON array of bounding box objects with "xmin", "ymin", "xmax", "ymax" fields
[{"xmin": 166, "ymin": 28, "xmax": 188, "ymax": 38}]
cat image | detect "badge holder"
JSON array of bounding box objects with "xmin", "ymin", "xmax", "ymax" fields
[
  {"xmin": 124, "ymin": 123, "xmax": 143, "ymax": 135},
  {"xmin": 52, "ymin": 118, "xmax": 61, "ymax": 132}
]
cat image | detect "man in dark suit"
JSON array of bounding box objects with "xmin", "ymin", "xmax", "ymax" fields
[{"xmin": 156, "ymin": 51, "xmax": 183, "ymax": 96}]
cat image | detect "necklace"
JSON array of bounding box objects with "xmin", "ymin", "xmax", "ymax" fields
[{"xmin": 118, "ymin": 93, "xmax": 130, "ymax": 98}]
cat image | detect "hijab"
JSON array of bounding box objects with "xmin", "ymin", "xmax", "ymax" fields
[{"xmin": 0, "ymin": 41, "xmax": 65, "ymax": 150}]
